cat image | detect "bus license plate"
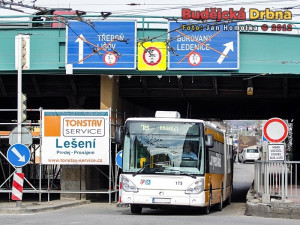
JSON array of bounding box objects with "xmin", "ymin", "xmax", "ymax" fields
[{"xmin": 152, "ymin": 198, "xmax": 171, "ymax": 203}]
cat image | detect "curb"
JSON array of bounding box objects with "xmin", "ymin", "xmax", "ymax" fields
[
  {"xmin": 1, "ymin": 200, "xmax": 91, "ymax": 214},
  {"xmin": 245, "ymin": 188, "xmax": 300, "ymax": 219},
  {"xmin": 246, "ymin": 201, "xmax": 300, "ymax": 220}
]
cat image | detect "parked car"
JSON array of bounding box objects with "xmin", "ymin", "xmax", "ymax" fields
[{"xmin": 238, "ymin": 145, "xmax": 261, "ymax": 163}]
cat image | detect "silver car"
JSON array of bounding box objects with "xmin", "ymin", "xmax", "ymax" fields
[{"xmin": 238, "ymin": 146, "xmax": 261, "ymax": 163}]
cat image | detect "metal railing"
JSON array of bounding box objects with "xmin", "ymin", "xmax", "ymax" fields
[{"xmin": 254, "ymin": 161, "xmax": 299, "ymax": 201}]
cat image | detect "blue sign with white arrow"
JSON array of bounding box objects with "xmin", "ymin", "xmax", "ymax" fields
[
  {"xmin": 7, "ymin": 144, "xmax": 30, "ymax": 167},
  {"xmin": 67, "ymin": 21, "xmax": 136, "ymax": 70},
  {"xmin": 116, "ymin": 150, "xmax": 123, "ymax": 169},
  {"xmin": 168, "ymin": 21, "xmax": 239, "ymax": 70}
]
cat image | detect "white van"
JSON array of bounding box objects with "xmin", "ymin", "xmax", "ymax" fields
[{"xmin": 238, "ymin": 145, "xmax": 261, "ymax": 163}]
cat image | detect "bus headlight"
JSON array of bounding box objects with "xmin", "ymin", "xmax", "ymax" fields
[
  {"xmin": 185, "ymin": 179, "xmax": 204, "ymax": 194},
  {"xmin": 120, "ymin": 175, "xmax": 138, "ymax": 193}
]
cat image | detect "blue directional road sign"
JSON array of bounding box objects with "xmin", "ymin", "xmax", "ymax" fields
[
  {"xmin": 7, "ymin": 144, "xmax": 30, "ymax": 167},
  {"xmin": 168, "ymin": 21, "xmax": 239, "ymax": 70},
  {"xmin": 67, "ymin": 21, "xmax": 136, "ymax": 70},
  {"xmin": 116, "ymin": 150, "xmax": 123, "ymax": 169},
  {"xmin": 262, "ymin": 135, "xmax": 267, "ymax": 142}
]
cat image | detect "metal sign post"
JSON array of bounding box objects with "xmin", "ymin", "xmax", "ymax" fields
[
  {"xmin": 16, "ymin": 35, "xmax": 23, "ymax": 207},
  {"xmin": 15, "ymin": 34, "xmax": 30, "ymax": 207},
  {"xmin": 263, "ymin": 118, "xmax": 288, "ymax": 202}
]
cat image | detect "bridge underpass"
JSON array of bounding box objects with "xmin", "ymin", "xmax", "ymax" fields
[
  {"xmin": 2, "ymin": 74, "xmax": 300, "ymax": 119},
  {"xmin": 117, "ymin": 75, "xmax": 300, "ymax": 161},
  {"xmin": 118, "ymin": 75, "xmax": 300, "ymax": 119},
  {"xmin": 2, "ymin": 73, "xmax": 299, "ymax": 204},
  {"xmin": 118, "ymin": 74, "xmax": 300, "ymax": 198},
  {"xmin": 1, "ymin": 73, "xmax": 300, "ymax": 162}
]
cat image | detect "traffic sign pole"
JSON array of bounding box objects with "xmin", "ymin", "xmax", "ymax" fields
[
  {"xmin": 262, "ymin": 118, "xmax": 288, "ymax": 203},
  {"xmin": 17, "ymin": 35, "xmax": 23, "ymax": 207},
  {"xmin": 16, "ymin": 34, "xmax": 31, "ymax": 207}
]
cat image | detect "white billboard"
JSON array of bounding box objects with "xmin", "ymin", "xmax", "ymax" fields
[{"xmin": 41, "ymin": 110, "xmax": 110, "ymax": 165}]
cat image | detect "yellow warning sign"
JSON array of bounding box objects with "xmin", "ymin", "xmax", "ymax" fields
[
  {"xmin": 138, "ymin": 42, "xmax": 167, "ymax": 71},
  {"xmin": 247, "ymin": 87, "xmax": 253, "ymax": 96}
]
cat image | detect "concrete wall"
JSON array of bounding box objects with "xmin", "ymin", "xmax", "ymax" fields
[{"xmin": 61, "ymin": 165, "xmax": 86, "ymax": 200}]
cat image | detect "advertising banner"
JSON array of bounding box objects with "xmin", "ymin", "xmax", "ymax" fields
[
  {"xmin": 238, "ymin": 135, "xmax": 257, "ymax": 153},
  {"xmin": 42, "ymin": 110, "xmax": 110, "ymax": 165}
]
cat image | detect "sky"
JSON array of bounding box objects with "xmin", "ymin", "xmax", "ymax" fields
[{"xmin": 1, "ymin": 0, "xmax": 300, "ymax": 20}]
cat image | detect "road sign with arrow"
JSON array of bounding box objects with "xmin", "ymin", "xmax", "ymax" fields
[
  {"xmin": 168, "ymin": 21, "xmax": 239, "ymax": 70},
  {"xmin": 66, "ymin": 21, "xmax": 136, "ymax": 70},
  {"xmin": 7, "ymin": 144, "xmax": 31, "ymax": 167}
]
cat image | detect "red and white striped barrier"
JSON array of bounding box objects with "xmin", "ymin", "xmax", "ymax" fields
[{"xmin": 12, "ymin": 173, "xmax": 24, "ymax": 201}]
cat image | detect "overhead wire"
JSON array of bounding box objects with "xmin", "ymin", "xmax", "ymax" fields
[{"xmin": 79, "ymin": 0, "xmax": 294, "ymax": 16}]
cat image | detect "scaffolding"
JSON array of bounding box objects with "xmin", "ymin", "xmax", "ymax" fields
[{"xmin": 0, "ymin": 108, "xmax": 124, "ymax": 203}]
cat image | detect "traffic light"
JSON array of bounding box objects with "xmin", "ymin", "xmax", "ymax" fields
[
  {"xmin": 21, "ymin": 36, "xmax": 29, "ymax": 69},
  {"xmin": 15, "ymin": 35, "xmax": 30, "ymax": 70},
  {"xmin": 21, "ymin": 93, "xmax": 27, "ymax": 122}
]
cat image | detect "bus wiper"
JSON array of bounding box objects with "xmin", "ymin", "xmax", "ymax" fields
[
  {"xmin": 169, "ymin": 169, "xmax": 196, "ymax": 179},
  {"xmin": 132, "ymin": 163, "xmax": 150, "ymax": 177}
]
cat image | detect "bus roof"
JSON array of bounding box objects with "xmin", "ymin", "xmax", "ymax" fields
[{"xmin": 125, "ymin": 117, "xmax": 204, "ymax": 123}]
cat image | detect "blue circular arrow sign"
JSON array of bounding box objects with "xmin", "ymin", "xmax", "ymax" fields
[
  {"xmin": 116, "ymin": 150, "xmax": 123, "ymax": 169},
  {"xmin": 7, "ymin": 144, "xmax": 30, "ymax": 167}
]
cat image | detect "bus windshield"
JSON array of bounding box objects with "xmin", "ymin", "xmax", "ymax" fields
[{"xmin": 122, "ymin": 121, "xmax": 204, "ymax": 175}]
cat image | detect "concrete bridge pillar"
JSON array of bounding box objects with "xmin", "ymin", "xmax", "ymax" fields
[{"xmin": 61, "ymin": 165, "xmax": 86, "ymax": 200}]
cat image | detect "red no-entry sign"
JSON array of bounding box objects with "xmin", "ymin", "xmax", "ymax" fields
[{"xmin": 263, "ymin": 118, "xmax": 288, "ymax": 143}]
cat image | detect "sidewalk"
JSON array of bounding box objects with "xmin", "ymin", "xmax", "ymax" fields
[
  {"xmin": 0, "ymin": 200, "xmax": 91, "ymax": 214},
  {"xmin": 245, "ymin": 187, "xmax": 300, "ymax": 220}
]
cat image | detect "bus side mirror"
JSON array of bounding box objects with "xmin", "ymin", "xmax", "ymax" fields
[
  {"xmin": 205, "ymin": 134, "xmax": 214, "ymax": 148},
  {"xmin": 115, "ymin": 127, "xmax": 124, "ymax": 145}
]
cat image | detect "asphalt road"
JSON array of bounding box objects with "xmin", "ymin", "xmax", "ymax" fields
[
  {"xmin": 232, "ymin": 161, "xmax": 255, "ymax": 202},
  {"xmin": 1, "ymin": 162, "xmax": 299, "ymax": 224}
]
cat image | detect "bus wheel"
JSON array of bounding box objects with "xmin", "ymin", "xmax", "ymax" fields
[
  {"xmin": 202, "ymin": 189, "xmax": 212, "ymax": 214},
  {"xmin": 130, "ymin": 204, "xmax": 142, "ymax": 214}
]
